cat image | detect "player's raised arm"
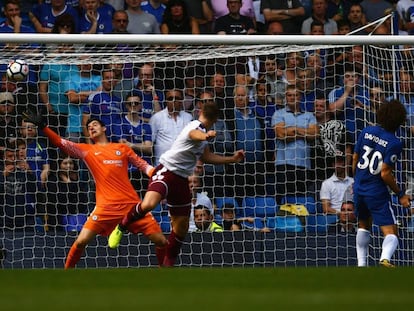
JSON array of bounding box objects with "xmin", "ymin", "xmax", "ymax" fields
[
  {"xmin": 127, "ymin": 149, "xmax": 155, "ymax": 178},
  {"xmin": 22, "ymin": 109, "xmax": 84, "ymax": 158}
]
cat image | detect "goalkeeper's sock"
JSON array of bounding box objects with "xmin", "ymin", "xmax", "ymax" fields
[
  {"xmin": 65, "ymin": 243, "xmax": 83, "ymax": 269},
  {"xmin": 356, "ymin": 228, "xmax": 370, "ymax": 267},
  {"xmin": 156, "ymin": 245, "xmax": 167, "ymax": 267},
  {"xmin": 163, "ymin": 231, "xmax": 184, "ymax": 267},
  {"xmin": 380, "ymin": 234, "xmax": 398, "ymax": 262},
  {"xmin": 120, "ymin": 202, "xmax": 146, "ymax": 231}
]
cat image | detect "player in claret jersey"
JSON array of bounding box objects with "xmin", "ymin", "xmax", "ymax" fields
[
  {"xmin": 353, "ymin": 99, "xmax": 411, "ymax": 268},
  {"xmin": 109, "ymin": 100, "xmax": 245, "ymax": 267},
  {"xmin": 22, "ymin": 111, "xmax": 167, "ymax": 269}
]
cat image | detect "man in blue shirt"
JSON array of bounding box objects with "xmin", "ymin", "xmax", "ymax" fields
[
  {"xmin": 353, "ymin": 99, "xmax": 411, "ymax": 268},
  {"xmin": 272, "ymin": 84, "xmax": 319, "ymax": 204}
]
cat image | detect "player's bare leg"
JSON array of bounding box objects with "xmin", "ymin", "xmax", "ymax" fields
[{"xmin": 65, "ymin": 228, "xmax": 96, "ymax": 269}]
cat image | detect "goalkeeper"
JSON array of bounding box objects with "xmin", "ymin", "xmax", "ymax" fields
[
  {"xmin": 22, "ymin": 111, "xmax": 167, "ymax": 269},
  {"xmin": 109, "ymin": 101, "xmax": 245, "ymax": 266}
]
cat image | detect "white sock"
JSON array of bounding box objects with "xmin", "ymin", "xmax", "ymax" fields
[
  {"xmin": 380, "ymin": 234, "xmax": 398, "ymax": 262},
  {"xmin": 356, "ymin": 228, "xmax": 370, "ymax": 267}
]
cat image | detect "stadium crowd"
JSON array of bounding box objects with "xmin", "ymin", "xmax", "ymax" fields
[{"xmin": 0, "ymin": 0, "xmax": 413, "ymax": 236}]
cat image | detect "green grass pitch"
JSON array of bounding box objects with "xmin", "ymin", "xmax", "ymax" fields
[{"xmin": 0, "ymin": 267, "xmax": 412, "ymax": 311}]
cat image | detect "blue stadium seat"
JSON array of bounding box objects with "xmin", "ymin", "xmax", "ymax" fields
[
  {"xmin": 306, "ymin": 214, "xmax": 338, "ymax": 233},
  {"xmin": 266, "ymin": 216, "xmax": 303, "ymax": 232},
  {"xmin": 242, "ymin": 196, "xmax": 278, "ymax": 218},
  {"xmin": 214, "ymin": 197, "xmax": 241, "ymax": 217},
  {"xmin": 282, "ymin": 195, "xmax": 318, "ymax": 214},
  {"xmin": 61, "ymin": 214, "xmax": 87, "ymax": 232}
]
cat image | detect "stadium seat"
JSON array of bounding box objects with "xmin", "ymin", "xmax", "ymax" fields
[
  {"xmin": 61, "ymin": 214, "xmax": 87, "ymax": 232},
  {"xmin": 266, "ymin": 216, "xmax": 303, "ymax": 232},
  {"xmin": 282, "ymin": 195, "xmax": 318, "ymax": 214},
  {"xmin": 242, "ymin": 196, "xmax": 278, "ymax": 218},
  {"xmin": 214, "ymin": 197, "xmax": 241, "ymax": 217},
  {"xmin": 306, "ymin": 214, "xmax": 338, "ymax": 233}
]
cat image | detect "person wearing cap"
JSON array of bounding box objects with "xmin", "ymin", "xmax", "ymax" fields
[{"xmin": 0, "ymin": 92, "xmax": 18, "ymax": 150}]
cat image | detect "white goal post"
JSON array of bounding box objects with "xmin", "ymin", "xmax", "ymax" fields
[{"xmin": 0, "ymin": 32, "xmax": 414, "ymax": 268}]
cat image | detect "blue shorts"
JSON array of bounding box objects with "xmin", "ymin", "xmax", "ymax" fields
[{"xmin": 354, "ymin": 193, "xmax": 397, "ymax": 226}]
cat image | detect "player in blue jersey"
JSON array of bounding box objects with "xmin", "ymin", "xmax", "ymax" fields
[{"xmin": 353, "ymin": 99, "xmax": 411, "ymax": 268}]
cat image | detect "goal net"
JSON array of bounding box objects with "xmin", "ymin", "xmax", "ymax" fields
[{"xmin": 0, "ymin": 31, "xmax": 413, "ymax": 268}]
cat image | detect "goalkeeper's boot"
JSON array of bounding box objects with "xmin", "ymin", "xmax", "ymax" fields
[
  {"xmin": 379, "ymin": 259, "xmax": 395, "ymax": 268},
  {"xmin": 108, "ymin": 225, "xmax": 125, "ymax": 249}
]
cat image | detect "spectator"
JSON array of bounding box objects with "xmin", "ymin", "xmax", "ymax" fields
[
  {"xmin": 207, "ymin": 70, "xmax": 236, "ymax": 128},
  {"xmin": 326, "ymin": 0, "xmax": 351, "ymax": 22},
  {"xmin": 0, "ymin": 72, "xmax": 39, "ymax": 116},
  {"xmin": 312, "ymin": 93, "xmax": 352, "ymax": 192},
  {"xmin": 182, "ymin": 0, "xmax": 213, "ymax": 34},
  {"xmin": 336, "ymin": 18, "xmax": 350, "ymax": 34},
  {"xmin": 111, "ymin": 9, "xmax": 129, "ymax": 33},
  {"xmin": 266, "ymin": 20, "xmax": 284, "ymax": 35},
  {"xmin": 320, "ymin": 155, "xmax": 354, "ymax": 215},
  {"xmin": 214, "ymin": 0, "xmax": 256, "ymax": 35},
  {"xmin": 18, "ymin": 118, "xmax": 53, "ymax": 231},
  {"xmin": 309, "ymin": 19, "xmax": 325, "ymax": 35},
  {"xmin": 116, "ymin": 92, "xmax": 153, "ymax": 193},
  {"xmin": 149, "ymin": 87, "xmax": 192, "ymax": 165},
  {"xmin": 125, "ymin": 0, "xmax": 160, "ymax": 34},
  {"xmin": 261, "ymin": 0, "xmax": 305, "ymax": 34},
  {"xmin": 188, "ymin": 172, "xmax": 214, "ymax": 232},
  {"xmin": 360, "ymin": 0, "xmax": 392, "ymax": 24},
  {"xmin": 82, "ymin": 69, "xmax": 123, "ymax": 143},
  {"xmin": 272, "ymin": 84, "xmax": 319, "ymax": 203},
  {"xmin": 220, "ymin": 202, "xmax": 271, "ymax": 232},
  {"xmin": 65, "ymin": 61, "xmax": 102, "ymax": 143},
  {"xmin": 0, "ymin": 141, "xmax": 36, "ymax": 231},
  {"xmin": 79, "ymin": 0, "xmax": 113, "ymax": 34},
  {"xmin": 296, "ymin": 67, "xmax": 317, "ymax": 112},
  {"xmin": 29, "ymin": 0, "xmax": 79, "ymax": 33},
  {"xmin": 0, "ymin": 92, "xmax": 18, "ymax": 150},
  {"xmin": 193, "ymin": 91, "xmax": 234, "ymax": 198},
  {"xmin": 259, "ymin": 55, "xmax": 286, "ymax": 106},
  {"xmin": 179, "ymin": 68, "xmax": 200, "ymax": 113},
  {"xmin": 160, "ymin": 0, "xmax": 200, "ymax": 34},
  {"xmin": 283, "ymin": 51, "xmax": 305, "ymax": 85},
  {"xmin": 328, "ymin": 64, "xmax": 370, "ymax": 141},
  {"xmin": 301, "ymin": 0, "xmax": 337, "ymax": 35},
  {"xmin": 347, "ymin": 3, "xmax": 367, "ymax": 34},
  {"xmin": 210, "ymin": 0, "xmax": 256, "ymax": 25},
  {"xmin": 107, "ymin": 62, "xmax": 135, "ymax": 101},
  {"xmin": 0, "ymin": 0, "xmax": 36, "ymax": 34},
  {"xmin": 141, "ymin": 0, "xmax": 166, "ymax": 25},
  {"xmin": 194, "ymin": 204, "xmax": 223, "ymax": 232},
  {"xmin": 251, "ymin": 78, "xmax": 277, "ymax": 194},
  {"xmin": 397, "ymin": 0, "xmax": 414, "ymax": 35},
  {"xmin": 232, "ymin": 84, "xmax": 266, "ymax": 197},
  {"xmin": 39, "ymin": 43, "xmax": 79, "ymax": 137},
  {"xmin": 132, "ymin": 63, "xmax": 163, "ymax": 123},
  {"xmin": 46, "ymin": 154, "xmax": 90, "ymax": 231},
  {"xmin": 337, "ymin": 184, "xmax": 357, "ymax": 233}
]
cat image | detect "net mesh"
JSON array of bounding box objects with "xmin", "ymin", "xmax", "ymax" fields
[{"xmin": 0, "ymin": 37, "xmax": 414, "ymax": 268}]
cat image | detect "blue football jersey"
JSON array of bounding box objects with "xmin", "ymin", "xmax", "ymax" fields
[{"xmin": 353, "ymin": 125, "xmax": 402, "ymax": 196}]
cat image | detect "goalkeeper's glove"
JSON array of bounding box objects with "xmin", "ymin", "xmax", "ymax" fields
[{"xmin": 22, "ymin": 109, "xmax": 48, "ymax": 129}]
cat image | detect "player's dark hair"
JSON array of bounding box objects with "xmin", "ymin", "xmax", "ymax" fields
[
  {"xmin": 377, "ymin": 99, "xmax": 407, "ymax": 132},
  {"xmin": 202, "ymin": 101, "xmax": 220, "ymax": 121},
  {"xmin": 86, "ymin": 118, "xmax": 106, "ymax": 129}
]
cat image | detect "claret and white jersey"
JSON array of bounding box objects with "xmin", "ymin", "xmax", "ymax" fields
[{"xmin": 160, "ymin": 120, "xmax": 207, "ymax": 178}]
